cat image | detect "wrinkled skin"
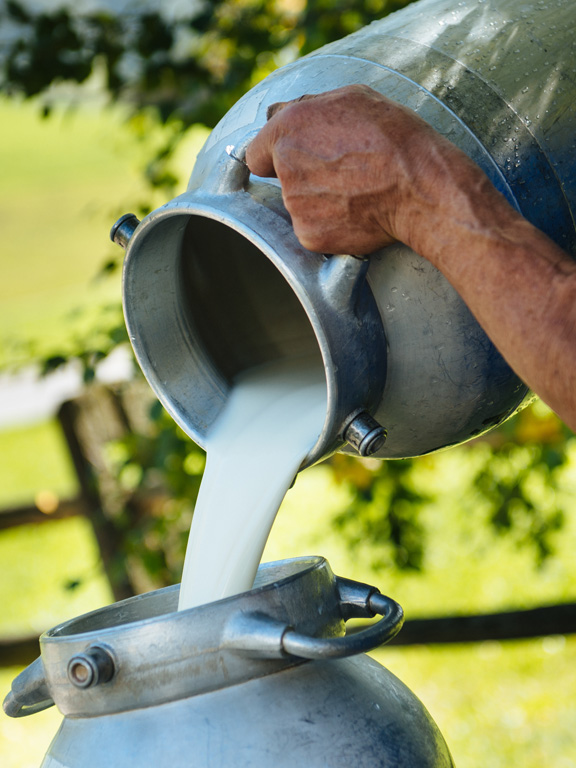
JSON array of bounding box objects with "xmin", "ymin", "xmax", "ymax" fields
[{"xmin": 246, "ymin": 85, "xmax": 576, "ymax": 430}]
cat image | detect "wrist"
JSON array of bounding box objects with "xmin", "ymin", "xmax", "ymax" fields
[{"xmin": 397, "ymin": 153, "xmax": 520, "ymax": 274}]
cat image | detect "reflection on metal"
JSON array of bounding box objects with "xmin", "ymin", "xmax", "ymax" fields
[
  {"xmin": 119, "ymin": 0, "xmax": 575, "ymax": 465},
  {"xmin": 4, "ymin": 558, "xmax": 454, "ymax": 767}
]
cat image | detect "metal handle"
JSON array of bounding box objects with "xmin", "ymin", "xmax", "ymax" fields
[
  {"xmin": 3, "ymin": 657, "xmax": 54, "ymax": 718},
  {"xmin": 281, "ymin": 580, "xmax": 404, "ymax": 660},
  {"xmin": 223, "ymin": 577, "xmax": 403, "ymax": 661}
]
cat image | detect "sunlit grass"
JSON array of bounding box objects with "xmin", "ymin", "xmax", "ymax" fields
[
  {"xmin": 377, "ymin": 637, "xmax": 576, "ymax": 768},
  {"xmin": 2, "ymin": 456, "xmax": 576, "ymax": 767},
  {"xmin": 0, "ymin": 100, "xmax": 135, "ymax": 366},
  {"xmin": 0, "ymin": 676, "xmax": 62, "ymax": 768},
  {"xmin": 0, "ymin": 422, "xmax": 111, "ymax": 768},
  {"xmin": 0, "ymin": 97, "xmax": 209, "ymax": 367},
  {"xmin": 0, "ymin": 420, "xmax": 77, "ymax": 508}
]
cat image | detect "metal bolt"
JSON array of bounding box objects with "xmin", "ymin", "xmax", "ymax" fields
[
  {"xmin": 67, "ymin": 646, "xmax": 115, "ymax": 690},
  {"xmin": 344, "ymin": 411, "xmax": 387, "ymax": 457},
  {"xmin": 110, "ymin": 213, "xmax": 140, "ymax": 249}
]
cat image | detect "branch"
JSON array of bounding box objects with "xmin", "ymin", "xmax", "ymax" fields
[{"xmin": 387, "ymin": 602, "xmax": 576, "ymax": 646}]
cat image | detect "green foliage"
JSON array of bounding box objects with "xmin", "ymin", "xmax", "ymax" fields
[
  {"xmin": 329, "ymin": 454, "xmax": 429, "ymax": 571},
  {"xmin": 38, "ymin": 304, "xmax": 129, "ymax": 384},
  {"xmin": 299, "ymin": 0, "xmax": 412, "ymax": 54},
  {"xmin": 88, "ymin": 388, "xmax": 572, "ymax": 593},
  {"xmin": 2, "ymin": 0, "xmax": 296, "ymax": 123},
  {"xmin": 469, "ymin": 408, "xmax": 571, "ymax": 565},
  {"xmin": 327, "ymin": 403, "xmax": 573, "ymax": 575},
  {"xmin": 0, "ymin": 0, "xmax": 414, "ymax": 195}
]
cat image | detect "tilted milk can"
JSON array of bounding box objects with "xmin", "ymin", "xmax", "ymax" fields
[
  {"xmin": 4, "ymin": 557, "xmax": 454, "ymax": 767},
  {"xmin": 114, "ymin": 0, "xmax": 576, "ymax": 467}
]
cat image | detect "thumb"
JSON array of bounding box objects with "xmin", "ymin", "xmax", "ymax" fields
[{"xmin": 244, "ymin": 119, "xmax": 278, "ymax": 178}]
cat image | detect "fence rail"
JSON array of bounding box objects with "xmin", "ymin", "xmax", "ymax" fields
[
  {"xmin": 2, "ymin": 600, "xmax": 576, "ymax": 668},
  {"xmin": 0, "ymin": 498, "xmax": 86, "ymax": 530}
]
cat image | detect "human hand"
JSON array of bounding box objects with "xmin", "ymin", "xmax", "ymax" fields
[
  {"xmin": 245, "ymin": 84, "xmax": 487, "ymax": 256},
  {"xmin": 249, "ymin": 87, "xmax": 576, "ymax": 433}
]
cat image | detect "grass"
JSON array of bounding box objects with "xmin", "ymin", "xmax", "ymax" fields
[
  {"xmin": 0, "ymin": 100, "xmax": 134, "ymax": 366},
  {"xmin": 0, "ymin": 97, "xmax": 575, "ymax": 767},
  {"xmin": 0, "ymin": 97, "xmax": 208, "ymax": 367},
  {"xmin": 377, "ymin": 637, "xmax": 576, "ymax": 768},
  {"xmin": 2, "ymin": 456, "xmax": 576, "ymax": 767},
  {"xmin": 0, "ymin": 422, "xmax": 113, "ymax": 768},
  {"xmin": 0, "ymin": 97, "xmax": 145, "ymax": 766},
  {"xmin": 0, "ymin": 420, "xmax": 77, "ymax": 508},
  {"xmin": 0, "ymin": 420, "xmax": 113, "ymax": 637}
]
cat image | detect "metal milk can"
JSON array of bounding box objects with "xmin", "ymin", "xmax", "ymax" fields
[
  {"xmin": 4, "ymin": 557, "xmax": 454, "ymax": 767},
  {"xmin": 114, "ymin": 0, "xmax": 576, "ymax": 467}
]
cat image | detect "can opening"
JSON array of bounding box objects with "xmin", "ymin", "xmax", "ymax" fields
[
  {"xmin": 180, "ymin": 216, "xmax": 322, "ymax": 381},
  {"xmin": 124, "ymin": 210, "xmax": 326, "ymax": 447}
]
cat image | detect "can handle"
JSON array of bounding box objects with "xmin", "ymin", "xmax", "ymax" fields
[
  {"xmin": 3, "ymin": 656, "xmax": 54, "ymax": 718},
  {"xmin": 281, "ymin": 577, "xmax": 404, "ymax": 659},
  {"xmin": 223, "ymin": 577, "xmax": 404, "ymax": 660}
]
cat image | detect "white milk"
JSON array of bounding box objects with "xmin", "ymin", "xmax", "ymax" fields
[{"xmin": 177, "ymin": 356, "xmax": 327, "ymax": 611}]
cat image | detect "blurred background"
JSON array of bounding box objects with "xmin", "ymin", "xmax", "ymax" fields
[{"xmin": 0, "ymin": 1, "xmax": 575, "ymax": 766}]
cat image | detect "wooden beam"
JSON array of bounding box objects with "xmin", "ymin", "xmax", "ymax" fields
[
  {"xmin": 0, "ymin": 498, "xmax": 87, "ymax": 531},
  {"xmin": 0, "ymin": 636, "xmax": 40, "ymax": 668},
  {"xmin": 386, "ymin": 601, "xmax": 576, "ymax": 646},
  {"xmin": 2, "ymin": 601, "xmax": 576, "ymax": 669}
]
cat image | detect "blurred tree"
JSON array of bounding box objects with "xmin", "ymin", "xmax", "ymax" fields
[
  {"xmin": 0, "ymin": 0, "xmax": 572, "ymax": 593},
  {"xmin": 0, "ymin": 0, "xmax": 410, "ymax": 195}
]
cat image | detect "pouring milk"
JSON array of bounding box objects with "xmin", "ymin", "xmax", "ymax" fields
[{"xmin": 178, "ymin": 355, "xmax": 327, "ymax": 611}]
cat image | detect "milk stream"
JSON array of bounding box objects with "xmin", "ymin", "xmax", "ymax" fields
[{"xmin": 177, "ymin": 357, "xmax": 327, "ymax": 611}]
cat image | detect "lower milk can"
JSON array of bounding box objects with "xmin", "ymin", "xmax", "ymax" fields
[{"xmin": 4, "ymin": 557, "xmax": 454, "ymax": 767}]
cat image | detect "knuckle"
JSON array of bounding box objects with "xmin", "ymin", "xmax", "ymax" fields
[{"xmin": 294, "ymin": 224, "xmax": 331, "ymax": 254}]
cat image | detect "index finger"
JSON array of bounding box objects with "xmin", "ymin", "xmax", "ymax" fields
[
  {"xmin": 244, "ymin": 118, "xmax": 279, "ymax": 178},
  {"xmin": 245, "ymin": 94, "xmax": 319, "ymax": 178}
]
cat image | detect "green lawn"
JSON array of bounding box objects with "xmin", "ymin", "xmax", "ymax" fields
[
  {"xmin": 0, "ymin": 422, "xmax": 112, "ymax": 768},
  {"xmin": 0, "ymin": 98, "xmax": 575, "ymax": 768},
  {"xmin": 0, "ymin": 100, "xmax": 130, "ymax": 365},
  {"xmin": 0, "ymin": 97, "xmax": 208, "ymax": 366}
]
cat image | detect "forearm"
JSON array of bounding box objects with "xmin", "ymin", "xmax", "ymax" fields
[{"xmin": 403, "ymin": 166, "xmax": 576, "ymax": 429}]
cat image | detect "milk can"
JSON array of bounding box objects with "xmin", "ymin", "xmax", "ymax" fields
[
  {"xmin": 4, "ymin": 557, "xmax": 454, "ymax": 767},
  {"xmin": 114, "ymin": 0, "xmax": 576, "ymax": 467}
]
